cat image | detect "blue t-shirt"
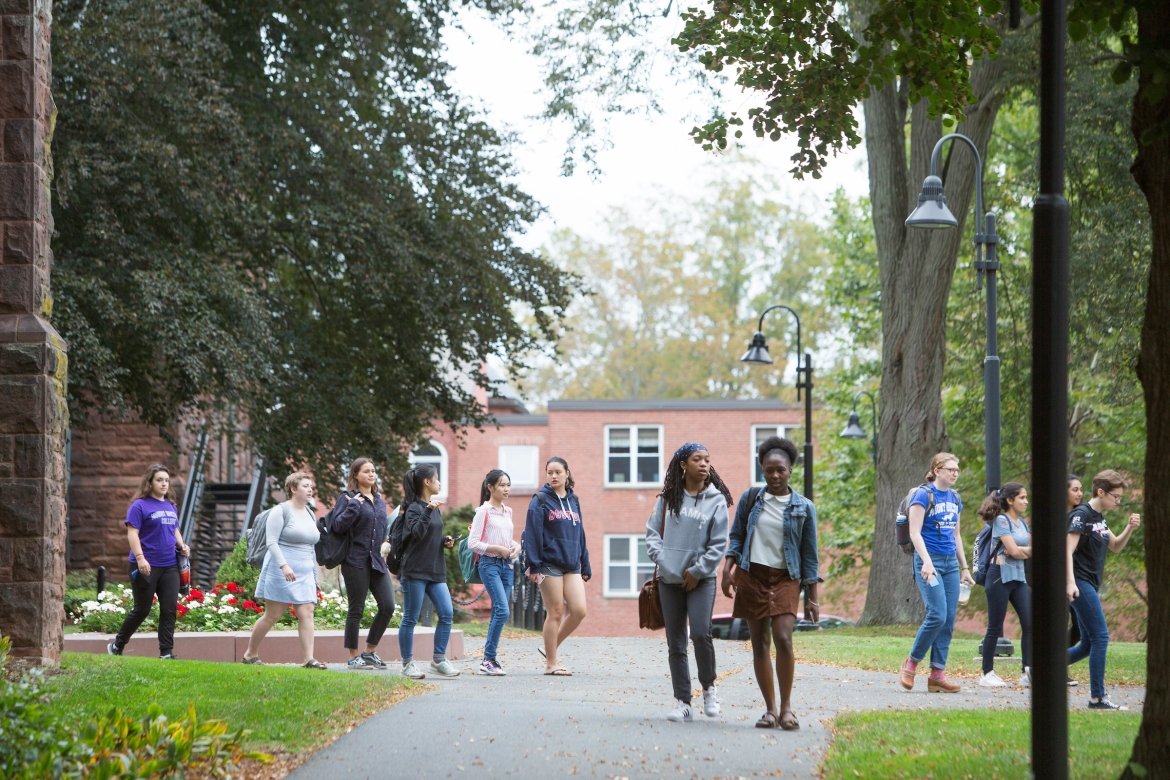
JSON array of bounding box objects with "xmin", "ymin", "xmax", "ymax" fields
[
  {"xmin": 126, "ymin": 496, "xmax": 179, "ymax": 568},
  {"xmin": 910, "ymin": 484, "xmax": 962, "ymax": 556}
]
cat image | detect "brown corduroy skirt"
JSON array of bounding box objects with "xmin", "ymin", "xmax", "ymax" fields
[{"xmin": 731, "ymin": 562, "xmax": 802, "ymax": 620}]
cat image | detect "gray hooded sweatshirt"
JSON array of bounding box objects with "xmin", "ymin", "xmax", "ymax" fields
[{"xmin": 645, "ymin": 485, "xmax": 729, "ymax": 585}]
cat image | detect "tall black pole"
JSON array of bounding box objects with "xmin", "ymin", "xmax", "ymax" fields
[
  {"xmin": 1031, "ymin": 0, "xmax": 1070, "ymax": 776},
  {"xmin": 981, "ymin": 213, "xmax": 1002, "ymax": 495},
  {"xmin": 802, "ymin": 352, "xmax": 814, "ymax": 500}
]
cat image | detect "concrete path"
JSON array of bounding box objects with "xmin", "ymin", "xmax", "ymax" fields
[{"xmin": 289, "ymin": 635, "xmax": 1143, "ymax": 779}]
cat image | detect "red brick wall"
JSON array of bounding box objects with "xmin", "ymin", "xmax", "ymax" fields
[
  {"xmin": 67, "ymin": 416, "xmax": 181, "ymax": 579},
  {"xmin": 435, "ymin": 401, "xmax": 805, "ymax": 636}
]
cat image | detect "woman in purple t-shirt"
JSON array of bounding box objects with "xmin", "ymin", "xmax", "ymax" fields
[{"xmin": 108, "ymin": 464, "xmax": 190, "ymax": 659}]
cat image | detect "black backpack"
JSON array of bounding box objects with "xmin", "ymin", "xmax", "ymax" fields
[
  {"xmin": 895, "ymin": 484, "xmax": 935, "ymax": 554},
  {"xmin": 971, "ymin": 521, "xmax": 1000, "ymax": 586},
  {"xmin": 386, "ymin": 503, "xmax": 410, "ymax": 576},
  {"xmin": 314, "ymin": 497, "xmax": 352, "ymax": 569}
]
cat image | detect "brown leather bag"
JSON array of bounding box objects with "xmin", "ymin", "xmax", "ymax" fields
[{"xmin": 638, "ymin": 504, "xmax": 666, "ymax": 630}]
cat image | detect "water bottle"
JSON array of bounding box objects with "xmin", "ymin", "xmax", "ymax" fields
[
  {"xmin": 177, "ymin": 554, "xmax": 191, "ymax": 597},
  {"xmin": 958, "ymin": 581, "xmax": 972, "ymax": 604}
]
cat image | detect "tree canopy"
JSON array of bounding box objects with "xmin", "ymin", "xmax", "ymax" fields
[{"xmin": 52, "ymin": 0, "xmax": 576, "ymax": 490}]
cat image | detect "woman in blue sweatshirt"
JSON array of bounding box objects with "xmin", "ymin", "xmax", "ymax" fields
[
  {"xmin": 524, "ymin": 456, "xmax": 590, "ymax": 675},
  {"xmin": 646, "ymin": 442, "xmax": 731, "ymax": 722}
]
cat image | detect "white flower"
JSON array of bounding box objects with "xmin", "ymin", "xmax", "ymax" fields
[{"xmin": 217, "ymin": 605, "xmax": 239, "ymax": 614}]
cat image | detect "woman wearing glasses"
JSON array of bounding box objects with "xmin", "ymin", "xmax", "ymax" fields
[
  {"xmin": 899, "ymin": 453, "xmax": 975, "ymax": 693},
  {"xmin": 1066, "ymin": 469, "xmax": 1141, "ymax": 710}
]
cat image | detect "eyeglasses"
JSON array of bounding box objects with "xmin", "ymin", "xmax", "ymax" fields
[
  {"xmin": 1107, "ymin": 491, "xmax": 1124, "ymax": 502},
  {"xmin": 938, "ymin": 467, "xmax": 960, "ymax": 474}
]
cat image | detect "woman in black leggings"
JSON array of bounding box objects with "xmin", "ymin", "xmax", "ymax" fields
[{"xmin": 333, "ymin": 457, "xmax": 395, "ymax": 670}]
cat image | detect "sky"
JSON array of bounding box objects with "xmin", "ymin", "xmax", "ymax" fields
[{"xmin": 442, "ymin": 11, "xmax": 870, "ymax": 252}]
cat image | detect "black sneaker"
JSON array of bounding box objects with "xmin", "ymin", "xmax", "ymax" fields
[
  {"xmin": 159, "ymin": 653, "xmax": 177, "ymax": 660},
  {"xmin": 1088, "ymin": 697, "xmax": 1127, "ymax": 710},
  {"xmin": 107, "ymin": 641, "xmax": 122, "ymax": 656},
  {"xmin": 360, "ymin": 651, "xmax": 388, "ymax": 669}
]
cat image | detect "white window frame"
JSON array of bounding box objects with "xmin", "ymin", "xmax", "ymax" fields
[
  {"xmin": 498, "ymin": 445, "xmax": 540, "ymax": 489},
  {"xmin": 750, "ymin": 424, "xmax": 797, "ymax": 486},
  {"xmin": 603, "ymin": 424, "xmax": 664, "ymax": 488},
  {"xmin": 602, "ymin": 533, "xmax": 655, "ymax": 598},
  {"xmin": 408, "ymin": 439, "xmax": 448, "ymax": 499}
]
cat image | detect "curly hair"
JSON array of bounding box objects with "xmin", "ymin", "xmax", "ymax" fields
[
  {"xmin": 976, "ymin": 482, "xmax": 1026, "ymax": 524},
  {"xmin": 658, "ymin": 445, "xmax": 733, "ymax": 516},
  {"xmin": 757, "ymin": 435, "xmax": 798, "ymax": 465}
]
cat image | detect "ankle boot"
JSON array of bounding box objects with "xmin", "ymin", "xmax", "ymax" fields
[{"xmin": 928, "ymin": 670, "xmax": 960, "ymax": 693}]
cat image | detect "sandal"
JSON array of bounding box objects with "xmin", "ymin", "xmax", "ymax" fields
[
  {"xmin": 755, "ymin": 712, "xmax": 779, "ymax": 729},
  {"xmin": 303, "ymin": 659, "xmax": 327, "ymax": 670},
  {"xmin": 779, "ymin": 710, "xmax": 800, "ymax": 731},
  {"xmin": 241, "ymin": 656, "xmax": 263, "ymax": 665},
  {"xmin": 544, "ymin": 667, "xmax": 572, "ymax": 676}
]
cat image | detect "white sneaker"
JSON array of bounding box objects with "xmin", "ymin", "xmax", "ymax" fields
[
  {"xmin": 430, "ymin": 659, "xmax": 461, "ymax": 678},
  {"xmin": 702, "ymin": 687, "xmax": 721, "ymax": 717},
  {"xmin": 1019, "ymin": 667, "xmax": 1031, "ymax": 688},
  {"xmin": 979, "ymin": 671, "xmax": 1008, "ymax": 688},
  {"xmin": 667, "ymin": 699, "xmax": 693, "ymax": 722},
  {"xmin": 401, "ymin": 660, "xmax": 426, "ymax": 679}
]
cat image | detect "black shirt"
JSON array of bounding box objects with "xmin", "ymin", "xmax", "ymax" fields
[
  {"xmin": 332, "ymin": 492, "xmax": 389, "ymax": 574},
  {"xmin": 1067, "ymin": 502, "xmax": 1110, "ymax": 589},
  {"xmin": 400, "ymin": 502, "xmax": 447, "ymax": 582}
]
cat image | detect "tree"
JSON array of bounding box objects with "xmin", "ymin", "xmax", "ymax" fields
[{"xmin": 52, "ymin": 0, "xmax": 576, "ymax": 490}]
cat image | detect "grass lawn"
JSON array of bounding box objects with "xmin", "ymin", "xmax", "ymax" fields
[
  {"xmin": 793, "ymin": 626, "xmax": 1147, "ymax": 686},
  {"xmin": 454, "ymin": 620, "xmax": 541, "ymax": 639},
  {"xmin": 45, "ymin": 653, "xmax": 417, "ymax": 754}
]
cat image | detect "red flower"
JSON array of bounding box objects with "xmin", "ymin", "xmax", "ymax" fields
[
  {"xmin": 242, "ymin": 599, "xmax": 258, "ymax": 611},
  {"xmin": 226, "ymin": 582, "xmax": 242, "ymax": 594},
  {"xmin": 176, "ymin": 603, "xmax": 190, "ymax": 617},
  {"xmin": 188, "ymin": 588, "xmax": 204, "ymax": 602},
  {"xmin": 227, "ymin": 595, "xmax": 239, "ymax": 605}
]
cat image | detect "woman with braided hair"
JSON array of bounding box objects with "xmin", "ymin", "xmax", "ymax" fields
[{"xmin": 645, "ymin": 442, "xmax": 731, "ymax": 722}]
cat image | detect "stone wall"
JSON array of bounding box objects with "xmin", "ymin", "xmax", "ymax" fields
[{"xmin": 0, "ymin": 0, "xmax": 69, "ymax": 666}]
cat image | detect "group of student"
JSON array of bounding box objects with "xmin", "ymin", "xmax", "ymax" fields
[
  {"xmin": 106, "ymin": 443, "xmax": 1138, "ymax": 722},
  {"xmin": 899, "ymin": 453, "xmax": 1141, "ymax": 710}
]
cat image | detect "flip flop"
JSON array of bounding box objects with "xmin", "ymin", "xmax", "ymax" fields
[
  {"xmin": 302, "ymin": 659, "xmax": 327, "ymax": 670},
  {"xmin": 544, "ymin": 667, "xmax": 572, "ymax": 676},
  {"xmin": 755, "ymin": 712, "xmax": 778, "ymax": 729},
  {"xmin": 538, "ymin": 648, "xmax": 547, "ymax": 659},
  {"xmin": 241, "ymin": 656, "xmax": 263, "ymax": 665},
  {"xmin": 779, "ymin": 710, "xmax": 800, "ymax": 731}
]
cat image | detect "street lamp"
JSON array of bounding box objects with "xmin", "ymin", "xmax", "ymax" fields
[
  {"xmin": 906, "ymin": 133, "xmax": 1002, "ymax": 496},
  {"xmin": 839, "ymin": 390, "xmax": 877, "ymax": 465},
  {"xmin": 741, "ymin": 304, "xmax": 814, "ymax": 499}
]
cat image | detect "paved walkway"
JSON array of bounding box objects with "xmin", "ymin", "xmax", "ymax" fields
[{"xmin": 290, "ymin": 636, "xmax": 1143, "ymax": 779}]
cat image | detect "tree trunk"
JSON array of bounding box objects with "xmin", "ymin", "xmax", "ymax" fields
[
  {"xmin": 1124, "ymin": 2, "xmax": 1170, "ymax": 774},
  {"xmin": 859, "ymin": 53, "xmax": 1009, "ymax": 624}
]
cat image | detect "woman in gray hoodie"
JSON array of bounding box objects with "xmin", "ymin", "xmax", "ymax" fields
[{"xmin": 645, "ymin": 441, "xmax": 732, "ymax": 723}]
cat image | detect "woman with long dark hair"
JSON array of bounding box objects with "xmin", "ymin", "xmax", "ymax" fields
[
  {"xmin": 524, "ymin": 456, "xmax": 590, "ymax": 676},
  {"xmin": 647, "ymin": 442, "xmax": 731, "ymax": 722},
  {"xmin": 332, "ymin": 458, "xmax": 395, "ymax": 670},
  {"xmin": 721, "ymin": 437, "xmax": 819, "ymax": 730},
  {"xmin": 1065, "ymin": 474, "xmax": 1084, "ymax": 664},
  {"xmin": 975, "ymin": 482, "xmax": 1033, "ymax": 688},
  {"xmin": 108, "ymin": 464, "xmax": 191, "ymax": 659},
  {"xmin": 397, "ymin": 464, "xmax": 460, "ymax": 679},
  {"xmin": 469, "ymin": 469, "xmax": 520, "ymax": 675},
  {"xmin": 899, "ymin": 452, "xmax": 974, "ymax": 693}
]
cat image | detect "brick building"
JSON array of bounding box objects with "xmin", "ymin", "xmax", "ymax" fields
[{"xmin": 425, "ymin": 397, "xmax": 809, "ymax": 636}]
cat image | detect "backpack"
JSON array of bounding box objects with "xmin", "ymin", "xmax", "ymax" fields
[
  {"xmin": 245, "ymin": 504, "xmax": 292, "ymax": 567},
  {"xmin": 314, "ymin": 498, "xmax": 352, "ymax": 569},
  {"xmin": 895, "ymin": 484, "xmax": 935, "ymax": 554},
  {"xmin": 971, "ymin": 521, "xmax": 1001, "ymax": 586},
  {"xmin": 457, "ymin": 507, "xmax": 491, "ymax": 585},
  {"xmin": 386, "ymin": 504, "xmax": 409, "ymax": 576}
]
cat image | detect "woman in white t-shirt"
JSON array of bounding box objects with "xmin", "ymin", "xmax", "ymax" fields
[
  {"xmin": 469, "ymin": 469, "xmax": 521, "ymax": 675},
  {"xmin": 975, "ymin": 482, "xmax": 1032, "ymax": 688}
]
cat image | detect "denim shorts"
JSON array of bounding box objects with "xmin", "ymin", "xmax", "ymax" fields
[{"xmin": 538, "ymin": 563, "xmax": 581, "ymax": 577}]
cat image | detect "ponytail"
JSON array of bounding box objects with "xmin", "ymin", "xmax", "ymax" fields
[
  {"xmin": 402, "ymin": 464, "xmax": 437, "ymax": 506},
  {"xmin": 480, "ymin": 469, "xmax": 510, "ymax": 504}
]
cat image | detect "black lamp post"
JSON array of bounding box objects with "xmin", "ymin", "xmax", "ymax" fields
[
  {"xmin": 741, "ymin": 304, "xmax": 814, "ymax": 499},
  {"xmin": 839, "ymin": 390, "xmax": 877, "ymax": 465},
  {"xmin": 905, "ymin": 133, "xmax": 1002, "ymax": 497}
]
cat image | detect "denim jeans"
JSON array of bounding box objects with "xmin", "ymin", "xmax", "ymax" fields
[
  {"xmin": 981, "ymin": 564, "xmax": 1032, "ymax": 674},
  {"xmin": 399, "ymin": 577, "xmax": 453, "ymax": 661},
  {"xmin": 478, "ymin": 556, "xmax": 514, "ymax": 662},
  {"xmin": 658, "ymin": 578, "xmax": 717, "ymax": 704},
  {"xmin": 115, "ymin": 564, "xmax": 179, "ymax": 655},
  {"xmin": 909, "ymin": 553, "xmax": 960, "ymax": 669},
  {"xmin": 1069, "ymin": 579, "xmax": 1109, "ymax": 699},
  {"xmin": 340, "ymin": 562, "xmax": 396, "ymax": 650}
]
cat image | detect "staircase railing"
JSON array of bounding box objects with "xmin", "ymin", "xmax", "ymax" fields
[
  {"xmin": 178, "ymin": 429, "xmax": 209, "ymax": 544},
  {"xmin": 241, "ymin": 460, "xmax": 267, "ymax": 536}
]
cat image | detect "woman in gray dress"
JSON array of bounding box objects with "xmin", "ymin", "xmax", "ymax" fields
[{"xmin": 242, "ymin": 471, "xmax": 325, "ymax": 668}]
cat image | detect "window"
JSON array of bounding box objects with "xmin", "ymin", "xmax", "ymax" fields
[
  {"xmin": 604, "ymin": 534, "xmax": 655, "ymax": 597},
  {"xmin": 408, "ymin": 440, "xmax": 448, "ymax": 499},
  {"xmin": 751, "ymin": 425, "xmax": 798, "ymax": 485},
  {"xmin": 498, "ymin": 445, "xmax": 539, "ymax": 489},
  {"xmin": 605, "ymin": 425, "xmax": 662, "ymax": 486}
]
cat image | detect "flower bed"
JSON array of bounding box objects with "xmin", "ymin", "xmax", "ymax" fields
[{"xmin": 71, "ymin": 581, "xmax": 400, "ymax": 633}]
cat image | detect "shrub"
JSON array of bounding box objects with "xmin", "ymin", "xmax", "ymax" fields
[
  {"xmin": 214, "ymin": 537, "xmax": 259, "ymax": 595},
  {"xmin": 0, "ymin": 669, "xmax": 80, "ymax": 779}
]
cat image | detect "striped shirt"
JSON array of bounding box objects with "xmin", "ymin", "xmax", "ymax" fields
[{"xmin": 468, "ymin": 503, "xmax": 515, "ymax": 557}]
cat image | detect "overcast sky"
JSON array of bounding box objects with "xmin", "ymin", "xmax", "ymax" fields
[{"xmin": 443, "ymin": 11, "xmax": 870, "ymax": 252}]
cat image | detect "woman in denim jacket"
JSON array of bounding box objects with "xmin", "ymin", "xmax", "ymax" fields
[{"xmin": 720, "ymin": 436, "xmax": 819, "ymax": 731}]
